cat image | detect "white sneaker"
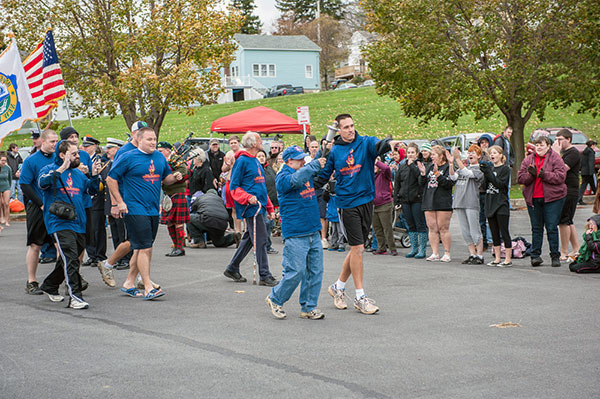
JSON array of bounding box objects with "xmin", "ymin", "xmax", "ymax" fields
[
  {"xmin": 68, "ymin": 297, "xmax": 89, "ymax": 309},
  {"xmin": 265, "ymin": 295, "xmax": 286, "ymax": 319},
  {"xmin": 354, "ymin": 295, "xmax": 379, "ymax": 314},
  {"xmin": 321, "ymin": 238, "xmax": 329, "ymax": 249},
  {"xmin": 43, "ymin": 291, "xmax": 64, "ymax": 302},
  {"xmin": 97, "ymin": 261, "xmax": 116, "ymax": 287}
]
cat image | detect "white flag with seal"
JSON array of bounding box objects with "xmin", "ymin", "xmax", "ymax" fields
[{"xmin": 0, "ymin": 37, "xmax": 36, "ymax": 140}]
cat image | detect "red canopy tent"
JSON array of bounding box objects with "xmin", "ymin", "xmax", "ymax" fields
[{"xmin": 210, "ymin": 106, "xmax": 309, "ymax": 135}]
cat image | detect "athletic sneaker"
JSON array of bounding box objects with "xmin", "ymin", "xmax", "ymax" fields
[
  {"xmin": 472, "ymin": 256, "xmax": 484, "ymax": 265},
  {"xmin": 41, "ymin": 289, "xmax": 64, "ymax": 303},
  {"xmin": 68, "ymin": 297, "xmax": 89, "ymax": 310},
  {"xmin": 487, "ymin": 260, "xmax": 500, "ymax": 267},
  {"xmin": 97, "ymin": 261, "xmax": 116, "ymax": 287},
  {"xmin": 354, "ymin": 295, "xmax": 379, "ymax": 315},
  {"xmin": 328, "ymin": 284, "xmax": 347, "ymax": 309},
  {"xmin": 498, "ymin": 261, "xmax": 513, "ymax": 268},
  {"xmin": 462, "ymin": 256, "xmax": 475, "ymax": 264},
  {"xmin": 26, "ymin": 281, "xmax": 43, "ymax": 295},
  {"xmin": 265, "ymin": 295, "xmax": 286, "ymax": 319},
  {"xmin": 300, "ymin": 309, "xmax": 325, "ymax": 319}
]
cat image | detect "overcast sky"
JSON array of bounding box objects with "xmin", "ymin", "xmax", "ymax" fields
[{"xmin": 225, "ymin": 0, "xmax": 280, "ymax": 33}]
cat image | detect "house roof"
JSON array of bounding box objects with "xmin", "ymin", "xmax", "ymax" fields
[{"xmin": 233, "ymin": 34, "xmax": 321, "ymax": 52}]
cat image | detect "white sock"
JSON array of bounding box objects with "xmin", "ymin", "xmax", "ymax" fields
[
  {"xmin": 335, "ymin": 279, "xmax": 345, "ymax": 290},
  {"xmin": 105, "ymin": 262, "xmax": 114, "ymax": 269},
  {"xmin": 355, "ymin": 289, "xmax": 365, "ymax": 299}
]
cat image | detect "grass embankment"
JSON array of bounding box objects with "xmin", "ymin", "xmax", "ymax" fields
[{"xmin": 3, "ymin": 87, "xmax": 599, "ymax": 150}]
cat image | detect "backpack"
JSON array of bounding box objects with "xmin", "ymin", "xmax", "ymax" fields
[
  {"xmin": 500, "ymin": 236, "xmax": 531, "ymax": 258},
  {"xmin": 9, "ymin": 199, "xmax": 25, "ymax": 213}
]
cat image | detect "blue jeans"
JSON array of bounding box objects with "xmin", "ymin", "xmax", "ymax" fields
[
  {"xmin": 402, "ymin": 202, "xmax": 427, "ymax": 232},
  {"xmin": 527, "ymin": 197, "xmax": 566, "ymax": 259},
  {"xmin": 10, "ymin": 179, "xmax": 23, "ymax": 203},
  {"xmin": 270, "ymin": 231, "xmax": 323, "ymax": 312}
]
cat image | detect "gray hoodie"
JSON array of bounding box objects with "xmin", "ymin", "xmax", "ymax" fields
[{"xmin": 451, "ymin": 165, "xmax": 483, "ymax": 210}]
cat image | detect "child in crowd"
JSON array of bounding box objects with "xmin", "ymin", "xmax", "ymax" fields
[{"xmin": 569, "ymin": 215, "xmax": 600, "ymax": 273}]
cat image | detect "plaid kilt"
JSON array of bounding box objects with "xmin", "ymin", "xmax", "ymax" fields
[{"xmin": 161, "ymin": 193, "xmax": 190, "ymax": 224}]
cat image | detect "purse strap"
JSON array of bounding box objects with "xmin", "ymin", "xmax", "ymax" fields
[{"xmin": 53, "ymin": 171, "xmax": 75, "ymax": 207}]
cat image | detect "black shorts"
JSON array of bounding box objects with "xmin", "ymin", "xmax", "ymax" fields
[
  {"xmin": 339, "ymin": 201, "xmax": 374, "ymax": 246},
  {"xmin": 317, "ymin": 190, "xmax": 327, "ymax": 219},
  {"xmin": 559, "ymin": 195, "xmax": 578, "ymax": 225},
  {"xmin": 26, "ymin": 202, "xmax": 53, "ymax": 246},
  {"xmin": 125, "ymin": 214, "xmax": 159, "ymax": 250}
]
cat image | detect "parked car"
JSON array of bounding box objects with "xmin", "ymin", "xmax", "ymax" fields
[
  {"xmin": 263, "ymin": 85, "xmax": 304, "ymax": 98},
  {"xmin": 330, "ymin": 79, "xmax": 347, "ymax": 90},
  {"xmin": 335, "ymin": 83, "xmax": 358, "ymax": 90},
  {"xmin": 187, "ymin": 137, "xmax": 230, "ymax": 154},
  {"xmin": 432, "ymin": 136, "xmax": 457, "ymax": 150},
  {"xmin": 359, "ymin": 79, "xmax": 375, "ymax": 87},
  {"xmin": 529, "ymin": 127, "xmax": 600, "ymax": 169},
  {"xmin": 450, "ymin": 133, "xmax": 496, "ymax": 161}
]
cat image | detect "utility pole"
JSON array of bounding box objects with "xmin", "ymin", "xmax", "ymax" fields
[{"xmin": 316, "ymin": 0, "xmax": 321, "ymax": 43}]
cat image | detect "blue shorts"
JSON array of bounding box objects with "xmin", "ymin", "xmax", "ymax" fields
[{"xmin": 125, "ymin": 214, "xmax": 159, "ymax": 250}]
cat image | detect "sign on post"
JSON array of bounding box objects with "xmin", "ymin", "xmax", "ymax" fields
[{"xmin": 296, "ymin": 106, "xmax": 310, "ymax": 141}]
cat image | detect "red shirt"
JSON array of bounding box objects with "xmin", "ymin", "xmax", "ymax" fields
[{"xmin": 533, "ymin": 153, "xmax": 546, "ymax": 198}]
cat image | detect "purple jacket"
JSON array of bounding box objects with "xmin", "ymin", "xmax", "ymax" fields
[
  {"xmin": 517, "ymin": 149, "xmax": 567, "ymax": 207},
  {"xmin": 374, "ymin": 161, "xmax": 393, "ymax": 207}
]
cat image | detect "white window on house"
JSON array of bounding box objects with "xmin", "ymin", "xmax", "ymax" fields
[
  {"xmin": 230, "ymin": 66, "xmax": 239, "ymax": 76},
  {"xmin": 252, "ymin": 63, "xmax": 276, "ymax": 78},
  {"xmin": 305, "ymin": 64, "xmax": 313, "ymax": 79}
]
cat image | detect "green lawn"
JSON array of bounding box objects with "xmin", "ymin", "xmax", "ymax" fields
[{"xmin": 2, "ymin": 87, "xmax": 599, "ymax": 149}]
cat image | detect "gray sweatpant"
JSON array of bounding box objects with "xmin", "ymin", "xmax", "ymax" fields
[{"xmin": 455, "ymin": 208, "xmax": 482, "ymax": 246}]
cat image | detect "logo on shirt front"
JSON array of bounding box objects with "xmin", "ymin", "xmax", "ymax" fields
[
  {"xmin": 142, "ymin": 160, "xmax": 161, "ymax": 183},
  {"xmin": 254, "ymin": 164, "xmax": 265, "ymax": 184},
  {"xmin": 427, "ymin": 171, "xmax": 438, "ymax": 188},
  {"xmin": 300, "ymin": 181, "xmax": 316, "ymax": 199},
  {"xmin": 60, "ymin": 172, "xmax": 80, "ymax": 197},
  {"xmin": 340, "ymin": 149, "xmax": 362, "ymax": 177}
]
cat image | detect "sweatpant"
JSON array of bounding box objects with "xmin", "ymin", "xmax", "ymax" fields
[
  {"xmin": 40, "ymin": 230, "xmax": 86, "ymax": 301},
  {"xmin": 226, "ymin": 213, "xmax": 272, "ymax": 279},
  {"xmin": 328, "ymin": 221, "xmax": 344, "ymax": 248},
  {"xmin": 372, "ymin": 201, "xmax": 396, "ymax": 251},
  {"xmin": 578, "ymin": 175, "xmax": 596, "ymax": 202},
  {"xmin": 488, "ymin": 212, "xmax": 512, "ymax": 249},
  {"xmin": 456, "ymin": 208, "xmax": 482, "ymax": 246}
]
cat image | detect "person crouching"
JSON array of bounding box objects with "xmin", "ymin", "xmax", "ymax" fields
[{"xmin": 265, "ymin": 146, "xmax": 326, "ymax": 319}]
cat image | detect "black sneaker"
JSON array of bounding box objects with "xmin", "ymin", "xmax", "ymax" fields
[
  {"xmin": 472, "ymin": 256, "xmax": 484, "ymax": 265},
  {"xmin": 267, "ymin": 248, "xmax": 279, "ymax": 255},
  {"xmin": 165, "ymin": 248, "xmax": 185, "ymax": 257},
  {"xmin": 531, "ymin": 257, "xmax": 543, "ymax": 267},
  {"xmin": 26, "ymin": 281, "xmax": 43, "ymax": 295},
  {"xmin": 81, "ymin": 258, "xmax": 96, "ymax": 267},
  {"xmin": 39, "ymin": 257, "xmax": 56, "ymax": 264},
  {"xmin": 259, "ymin": 276, "xmax": 279, "ymax": 287},
  {"xmin": 462, "ymin": 255, "xmax": 475, "ymax": 264},
  {"xmin": 223, "ymin": 269, "xmax": 247, "ymax": 282},
  {"xmin": 551, "ymin": 257, "xmax": 561, "ymax": 267},
  {"xmin": 114, "ymin": 260, "xmax": 130, "ymax": 270}
]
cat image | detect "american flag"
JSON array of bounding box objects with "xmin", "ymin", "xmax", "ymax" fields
[{"xmin": 22, "ymin": 30, "xmax": 66, "ymax": 120}]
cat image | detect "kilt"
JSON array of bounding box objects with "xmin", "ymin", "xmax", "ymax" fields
[{"xmin": 161, "ymin": 192, "xmax": 190, "ymax": 224}]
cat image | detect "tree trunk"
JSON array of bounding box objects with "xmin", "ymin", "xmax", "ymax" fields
[{"xmin": 505, "ymin": 107, "xmax": 526, "ymax": 181}]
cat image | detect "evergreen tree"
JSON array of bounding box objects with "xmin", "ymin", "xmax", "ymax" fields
[
  {"xmin": 276, "ymin": 0, "xmax": 344, "ymax": 23},
  {"xmin": 232, "ymin": 0, "xmax": 262, "ymax": 34}
]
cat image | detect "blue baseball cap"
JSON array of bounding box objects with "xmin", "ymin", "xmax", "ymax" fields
[{"xmin": 282, "ymin": 145, "xmax": 307, "ymax": 162}]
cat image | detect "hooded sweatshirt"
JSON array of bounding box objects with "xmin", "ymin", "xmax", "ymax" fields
[
  {"xmin": 316, "ymin": 132, "xmax": 391, "ymax": 209},
  {"xmin": 451, "ymin": 165, "xmax": 483, "ymax": 210},
  {"xmin": 38, "ymin": 152, "xmax": 99, "ymax": 234},
  {"xmin": 230, "ymin": 150, "xmax": 274, "ymax": 219}
]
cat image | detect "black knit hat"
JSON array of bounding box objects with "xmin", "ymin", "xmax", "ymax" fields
[{"xmin": 60, "ymin": 127, "xmax": 79, "ymax": 141}]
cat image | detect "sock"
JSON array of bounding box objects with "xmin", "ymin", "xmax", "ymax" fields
[
  {"xmin": 335, "ymin": 279, "xmax": 345, "ymax": 290},
  {"xmin": 175, "ymin": 225, "xmax": 185, "ymax": 249},
  {"xmin": 355, "ymin": 289, "xmax": 365, "ymax": 300},
  {"xmin": 477, "ymin": 255, "xmax": 483, "ymax": 259},
  {"xmin": 105, "ymin": 262, "xmax": 114, "ymax": 269},
  {"xmin": 168, "ymin": 225, "xmax": 177, "ymax": 247}
]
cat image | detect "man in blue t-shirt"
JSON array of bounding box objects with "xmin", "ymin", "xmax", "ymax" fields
[
  {"xmin": 19, "ymin": 129, "xmax": 58, "ymax": 295},
  {"xmin": 265, "ymin": 146, "xmax": 326, "ymax": 320},
  {"xmin": 107, "ymin": 127, "xmax": 182, "ymax": 300},
  {"xmin": 316, "ymin": 114, "xmax": 402, "ymax": 315},
  {"xmin": 223, "ymin": 132, "xmax": 278, "ymax": 287}
]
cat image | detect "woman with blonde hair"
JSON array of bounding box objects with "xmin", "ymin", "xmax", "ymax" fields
[{"xmin": 418, "ymin": 145, "xmax": 455, "ymax": 262}]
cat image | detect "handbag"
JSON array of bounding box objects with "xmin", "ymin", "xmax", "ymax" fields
[
  {"xmin": 48, "ymin": 172, "xmax": 77, "ymax": 221},
  {"xmin": 162, "ymin": 194, "xmax": 173, "ymax": 212}
]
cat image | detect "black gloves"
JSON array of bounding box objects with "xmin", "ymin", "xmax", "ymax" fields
[
  {"xmin": 527, "ymin": 165, "xmax": 537, "ymax": 178},
  {"xmin": 538, "ymin": 168, "xmax": 545, "ymax": 179}
]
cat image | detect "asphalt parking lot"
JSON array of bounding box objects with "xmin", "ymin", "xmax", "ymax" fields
[{"xmin": 1, "ymin": 206, "xmax": 599, "ymax": 398}]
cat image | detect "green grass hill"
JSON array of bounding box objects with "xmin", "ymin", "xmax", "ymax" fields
[{"xmin": 2, "ymin": 87, "xmax": 599, "ymax": 149}]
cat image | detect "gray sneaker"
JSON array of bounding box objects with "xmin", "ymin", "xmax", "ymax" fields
[
  {"xmin": 97, "ymin": 261, "xmax": 116, "ymax": 287},
  {"xmin": 26, "ymin": 281, "xmax": 43, "ymax": 295},
  {"xmin": 68, "ymin": 297, "xmax": 89, "ymax": 310},
  {"xmin": 265, "ymin": 295, "xmax": 286, "ymax": 319},
  {"xmin": 300, "ymin": 309, "xmax": 325, "ymax": 320},
  {"xmin": 41, "ymin": 288, "xmax": 64, "ymax": 302},
  {"xmin": 354, "ymin": 295, "xmax": 379, "ymax": 315},
  {"xmin": 328, "ymin": 284, "xmax": 347, "ymax": 309}
]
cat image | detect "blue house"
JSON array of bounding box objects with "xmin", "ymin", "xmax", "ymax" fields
[{"xmin": 221, "ymin": 34, "xmax": 321, "ymax": 102}]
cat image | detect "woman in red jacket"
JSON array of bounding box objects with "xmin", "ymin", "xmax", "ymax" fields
[{"xmin": 517, "ymin": 136, "xmax": 567, "ymax": 267}]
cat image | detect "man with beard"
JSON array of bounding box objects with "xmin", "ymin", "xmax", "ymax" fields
[{"xmin": 38, "ymin": 141, "xmax": 101, "ymax": 309}]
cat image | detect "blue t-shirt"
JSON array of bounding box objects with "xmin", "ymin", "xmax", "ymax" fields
[
  {"xmin": 19, "ymin": 150, "xmax": 55, "ymax": 204},
  {"xmin": 113, "ymin": 142, "xmax": 136, "ymax": 163},
  {"xmin": 108, "ymin": 149, "xmax": 171, "ymax": 216},
  {"xmin": 317, "ymin": 134, "xmax": 380, "ymax": 209},
  {"xmin": 38, "ymin": 164, "xmax": 99, "ymax": 234},
  {"xmin": 276, "ymin": 161, "xmax": 322, "ymax": 239},
  {"xmin": 230, "ymin": 153, "xmax": 269, "ymax": 219}
]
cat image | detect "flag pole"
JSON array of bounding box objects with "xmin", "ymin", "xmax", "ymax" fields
[{"xmin": 63, "ymin": 96, "xmax": 73, "ymax": 128}]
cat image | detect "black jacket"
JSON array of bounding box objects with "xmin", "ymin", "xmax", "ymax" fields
[
  {"xmin": 6, "ymin": 151, "xmax": 22, "ymax": 179},
  {"xmin": 394, "ymin": 161, "xmax": 422, "ymax": 204},
  {"xmin": 581, "ymin": 147, "xmax": 595, "ymax": 176},
  {"xmin": 263, "ymin": 163, "xmax": 278, "ymax": 207},
  {"xmin": 189, "ymin": 162, "xmax": 215, "ymax": 195},
  {"xmin": 190, "ymin": 189, "xmax": 229, "ymax": 232},
  {"xmin": 208, "ymin": 149, "xmax": 225, "ymax": 181}
]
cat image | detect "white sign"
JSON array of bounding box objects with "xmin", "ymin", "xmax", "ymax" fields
[{"xmin": 296, "ymin": 106, "xmax": 310, "ymax": 124}]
